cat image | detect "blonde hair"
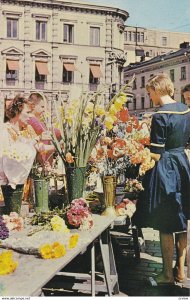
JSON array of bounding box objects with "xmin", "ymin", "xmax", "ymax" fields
[
  {"xmin": 28, "ymin": 92, "xmax": 44, "ymax": 105},
  {"xmin": 146, "ymin": 73, "xmax": 174, "ymax": 97}
]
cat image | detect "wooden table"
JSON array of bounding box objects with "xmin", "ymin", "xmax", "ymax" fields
[{"xmin": 0, "ymin": 214, "xmax": 119, "ymax": 297}]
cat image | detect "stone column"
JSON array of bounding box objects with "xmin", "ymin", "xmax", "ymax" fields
[
  {"xmin": 105, "ymin": 16, "xmax": 113, "ymax": 87},
  {"xmin": 52, "ymin": 9, "xmax": 60, "ymax": 93},
  {"xmin": 23, "ymin": 6, "xmax": 32, "ymax": 91}
]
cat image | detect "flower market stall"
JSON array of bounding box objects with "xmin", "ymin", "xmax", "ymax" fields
[
  {"xmin": 0, "ymin": 214, "xmax": 118, "ymax": 296},
  {"xmin": 0, "ymin": 78, "xmax": 157, "ymax": 296}
]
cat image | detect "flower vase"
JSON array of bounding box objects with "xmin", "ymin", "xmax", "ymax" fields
[
  {"xmin": 33, "ymin": 179, "xmax": 49, "ymax": 213},
  {"xmin": 101, "ymin": 175, "xmax": 117, "ymax": 216},
  {"xmin": 1, "ymin": 184, "xmax": 24, "ymax": 215},
  {"xmin": 66, "ymin": 167, "xmax": 86, "ymax": 203}
]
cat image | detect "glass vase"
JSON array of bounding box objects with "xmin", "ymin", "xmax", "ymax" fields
[
  {"xmin": 66, "ymin": 167, "xmax": 86, "ymax": 203},
  {"xmin": 101, "ymin": 175, "xmax": 117, "ymax": 216}
]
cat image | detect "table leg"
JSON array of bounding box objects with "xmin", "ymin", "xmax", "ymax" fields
[
  {"xmin": 99, "ymin": 229, "xmax": 119, "ymax": 295},
  {"xmin": 91, "ymin": 242, "xmax": 96, "ymax": 296}
]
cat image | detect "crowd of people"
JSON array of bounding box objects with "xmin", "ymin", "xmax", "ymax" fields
[{"xmin": 0, "ymin": 74, "xmax": 190, "ymax": 286}]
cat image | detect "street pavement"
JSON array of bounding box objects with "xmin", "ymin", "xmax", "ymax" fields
[{"xmin": 115, "ymin": 227, "xmax": 190, "ymax": 297}]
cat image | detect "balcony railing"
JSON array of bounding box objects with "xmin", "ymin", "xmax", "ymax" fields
[
  {"xmin": 35, "ymin": 81, "xmax": 45, "ymax": 90},
  {"xmin": 6, "ymin": 79, "xmax": 17, "ymax": 86},
  {"xmin": 89, "ymin": 83, "xmax": 98, "ymax": 92}
]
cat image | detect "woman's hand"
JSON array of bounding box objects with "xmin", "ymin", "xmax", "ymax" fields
[{"xmin": 150, "ymin": 152, "xmax": 161, "ymax": 161}]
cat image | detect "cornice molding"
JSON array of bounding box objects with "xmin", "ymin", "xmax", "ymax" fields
[
  {"xmin": 2, "ymin": 0, "xmax": 129, "ymax": 21},
  {"xmin": 2, "ymin": 10, "xmax": 22, "ymax": 17},
  {"xmin": 1, "ymin": 46, "xmax": 24, "ymax": 57}
]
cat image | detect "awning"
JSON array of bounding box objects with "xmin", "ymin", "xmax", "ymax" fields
[
  {"xmin": 35, "ymin": 61, "xmax": 49, "ymax": 75},
  {"xmin": 63, "ymin": 63, "xmax": 77, "ymax": 72},
  {"xmin": 7, "ymin": 60, "xmax": 19, "ymax": 71},
  {"xmin": 90, "ymin": 65, "xmax": 103, "ymax": 78}
]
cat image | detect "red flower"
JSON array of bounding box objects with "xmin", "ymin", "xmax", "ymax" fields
[
  {"xmin": 117, "ymin": 108, "xmax": 130, "ymax": 123},
  {"xmin": 126, "ymin": 125, "xmax": 132, "ymax": 133}
]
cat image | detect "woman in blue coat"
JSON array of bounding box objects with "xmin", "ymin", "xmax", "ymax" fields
[{"xmin": 133, "ymin": 74, "xmax": 190, "ymax": 285}]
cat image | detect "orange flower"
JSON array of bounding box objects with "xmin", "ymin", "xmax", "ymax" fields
[
  {"xmin": 126, "ymin": 125, "xmax": 132, "ymax": 133},
  {"xmin": 65, "ymin": 152, "xmax": 74, "ymax": 163},
  {"xmin": 131, "ymin": 115, "xmax": 139, "ymax": 129},
  {"xmin": 117, "ymin": 108, "xmax": 130, "ymax": 123}
]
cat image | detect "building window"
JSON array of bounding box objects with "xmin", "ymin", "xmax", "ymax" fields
[
  {"xmin": 181, "ymin": 66, "xmax": 186, "ymax": 80},
  {"xmin": 150, "ymin": 98, "xmax": 153, "ymax": 108},
  {"xmin": 90, "ymin": 27, "xmax": 100, "ymax": 46},
  {"xmin": 132, "ymin": 79, "xmax": 137, "ymax": 90},
  {"xmin": 140, "ymin": 32, "xmax": 144, "ymax": 43},
  {"xmin": 162, "ymin": 36, "xmax": 167, "ymax": 46},
  {"xmin": 35, "ymin": 61, "xmax": 48, "ymax": 81},
  {"xmin": 128, "ymin": 31, "xmax": 132, "ymax": 41},
  {"xmin": 63, "ymin": 24, "xmax": 74, "ymax": 43},
  {"xmin": 133, "ymin": 32, "xmax": 136, "ymax": 42},
  {"xmin": 141, "ymin": 76, "xmax": 145, "ymax": 88},
  {"xmin": 137, "ymin": 32, "xmax": 140, "ymax": 43},
  {"xmin": 7, "ymin": 18, "xmax": 18, "ymax": 38},
  {"xmin": 170, "ymin": 69, "xmax": 175, "ymax": 82},
  {"xmin": 133, "ymin": 98, "xmax": 136, "ymax": 110},
  {"xmin": 141, "ymin": 96, "xmax": 145, "ymax": 109},
  {"xmin": 62, "ymin": 63, "xmax": 76, "ymax": 83},
  {"xmin": 36, "ymin": 21, "xmax": 47, "ymax": 41},
  {"xmin": 6, "ymin": 60, "xmax": 19, "ymax": 85},
  {"xmin": 89, "ymin": 64, "xmax": 102, "ymax": 84}
]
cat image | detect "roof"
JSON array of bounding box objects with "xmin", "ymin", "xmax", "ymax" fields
[{"xmin": 124, "ymin": 46, "xmax": 190, "ymax": 72}]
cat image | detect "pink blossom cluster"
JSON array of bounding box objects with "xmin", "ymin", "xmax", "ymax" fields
[
  {"xmin": 66, "ymin": 198, "xmax": 93, "ymax": 230},
  {"xmin": 3, "ymin": 212, "xmax": 24, "ymax": 231},
  {"xmin": 115, "ymin": 199, "xmax": 136, "ymax": 218}
]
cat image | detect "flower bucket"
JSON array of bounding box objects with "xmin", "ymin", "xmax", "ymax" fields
[
  {"xmin": 101, "ymin": 175, "xmax": 117, "ymax": 216},
  {"xmin": 66, "ymin": 167, "xmax": 86, "ymax": 203},
  {"xmin": 1, "ymin": 184, "xmax": 24, "ymax": 215},
  {"xmin": 33, "ymin": 179, "xmax": 49, "ymax": 213}
]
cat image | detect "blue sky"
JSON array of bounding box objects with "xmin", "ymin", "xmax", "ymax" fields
[{"xmin": 85, "ymin": 0, "xmax": 190, "ymax": 32}]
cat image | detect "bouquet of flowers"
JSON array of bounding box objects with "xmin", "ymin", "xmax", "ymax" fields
[
  {"xmin": 115, "ymin": 199, "xmax": 136, "ymax": 218},
  {"xmin": 2, "ymin": 212, "xmax": 24, "ymax": 232},
  {"xmin": 125, "ymin": 178, "xmax": 144, "ymax": 193},
  {"xmin": 50, "ymin": 80, "xmax": 135, "ymax": 169},
  {"xmin": 89, "ymin": 136, "xmax": 131, "ymax": 176},
  {"xmin": 66, "ymin": 198, "xmax": 93, "ymax": 230}
]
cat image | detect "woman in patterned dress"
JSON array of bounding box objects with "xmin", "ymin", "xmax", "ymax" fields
[{"xmin": 133, "ymin": 74, "xmax": 190, "ymax": 285}]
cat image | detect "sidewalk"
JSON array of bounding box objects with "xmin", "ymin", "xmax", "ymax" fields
[{"xmin": 116, "ymin": 227, "xmax": 190, "ymax": 297}]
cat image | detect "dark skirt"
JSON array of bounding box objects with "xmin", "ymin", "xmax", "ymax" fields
[{"xmin": 132, "ymin": 148, "xmax": 190, "ymax": 233}]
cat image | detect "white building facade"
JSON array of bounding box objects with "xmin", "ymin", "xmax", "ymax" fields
[{"xmin": 0, "ymin": 0, "xmax": 129, "ymax": 105}]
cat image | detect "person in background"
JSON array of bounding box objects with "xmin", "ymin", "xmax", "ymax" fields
[
  {"xmin": 133, "ymin": 74, "xmax": 190, "ymax": 286},
  {"xmin": 0, "ymin": 94, "xmax": 55, "ymax": 214},
  {"xmin": 27, "ymin": 92, "xmax": 61, "ymax": 164},
  {"xmin": 182, "ymin": 84, "xmax": 190, "ymax": 107}
]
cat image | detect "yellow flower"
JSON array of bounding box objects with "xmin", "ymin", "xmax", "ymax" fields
[
  {"xmin": 39, "ymin": 244, "xmax": 52, "ymax": 259},
  {"xmin": 52, "ymin": 243, "xmax": 66, "ymax": 258},
  {"xmin": 85, "ymin": 102, "xmax": 94, "ymax": 114},
  {"xmin": 95, "ymin": 105, "xmax": 105, "ymax": 116},
  {"xmin": 68, "ymin": 234, "xmax": 79, "ymax": 249},
  {"xmin": 109, "ymin": 104, "xmax": 118, "ymax": 115},
  {"xmin": 113, "ymin": 98, "xmax": 124, "ymax": 110},
  {"xmin": 51, "ymin": 216, "xmax": 70, "ymax": 233},
  {"xmin": 0, "ymin": 251, "xmax": 18, "ymax": 275},
  {"xmin": 39, "ymin": 242, "xmax": 67, "ymax": 259}
]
